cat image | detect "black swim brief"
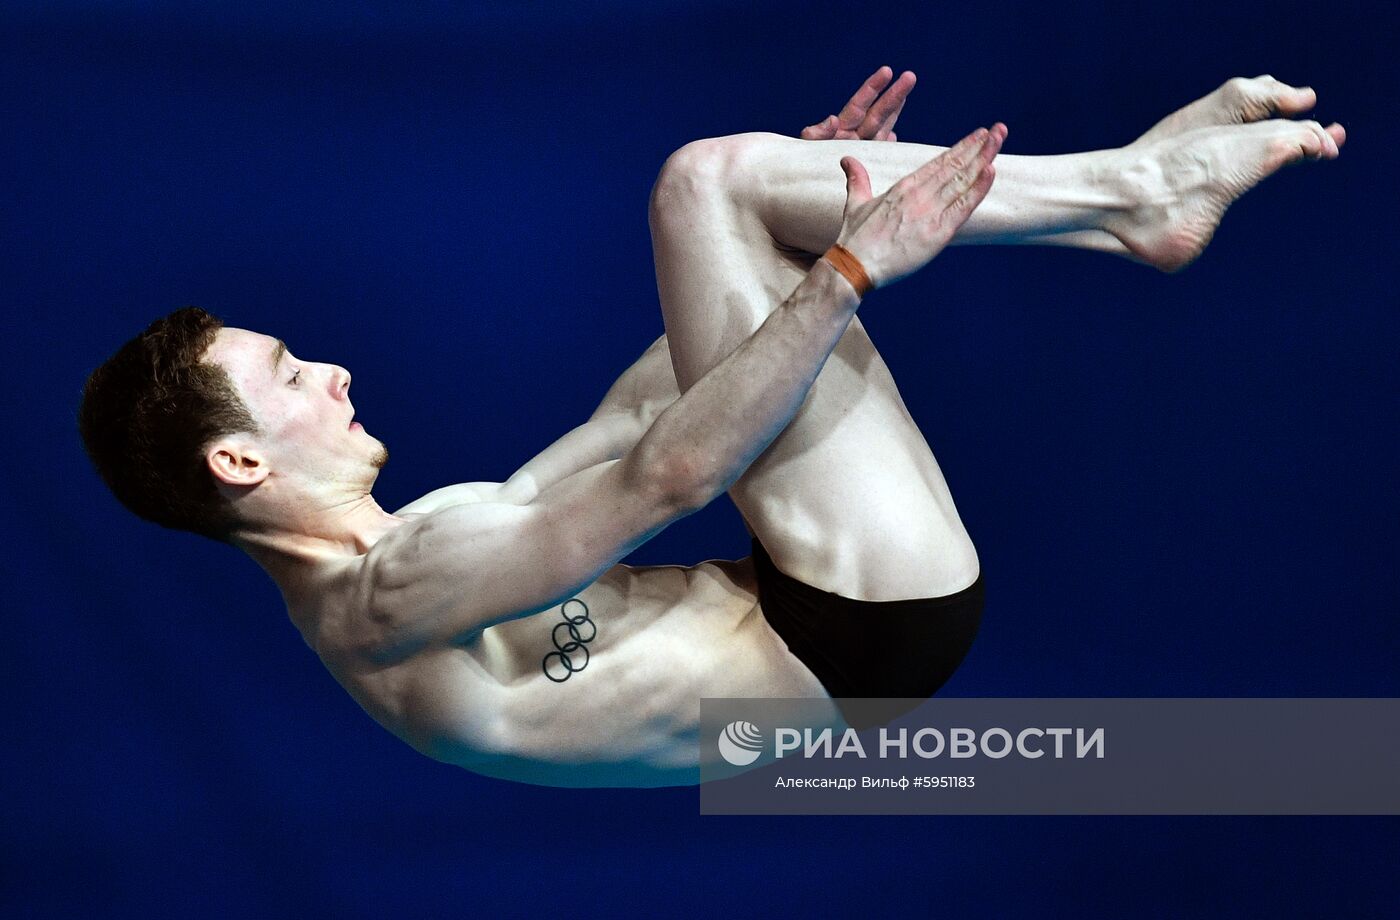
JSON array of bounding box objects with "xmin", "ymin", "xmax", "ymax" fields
[{"xmin": 751, "ymin": 537, "xmax": 983, "ymax": 725}]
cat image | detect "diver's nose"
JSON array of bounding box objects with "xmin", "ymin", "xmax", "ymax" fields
[{"xmin": 330, "ymin": 365, "xmax": 351, "ymax": 399}]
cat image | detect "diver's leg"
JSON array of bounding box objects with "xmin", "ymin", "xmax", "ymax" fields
[
  {"xmin": 723, "ymin": 105, "xmax": 1340, "ymax": 273},
  {"xmin": 651, "ymin": 140, "xmax": 977, "ymax": 600},
  {"xmin": 649, "ymin": 108, "xmax": 1342, "ymax": 599}
]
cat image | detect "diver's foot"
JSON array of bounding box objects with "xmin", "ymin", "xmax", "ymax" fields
[
  {"xmin": 1108, "ymin": 118, "xmax": 1345, "ymax": 273},
  {"xmin": 1133, "ymin": 75, "xmax": 1326, "ymax": 147}
]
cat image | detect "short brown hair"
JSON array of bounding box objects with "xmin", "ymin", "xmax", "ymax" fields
[{"xmin": 78, "ymin": 306, "xmax": 260, "ymax": 541}]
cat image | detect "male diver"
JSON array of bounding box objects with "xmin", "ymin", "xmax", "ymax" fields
[{"xmin": 79, "ymin": 70, "xmax": 1344, "ymax": 786}]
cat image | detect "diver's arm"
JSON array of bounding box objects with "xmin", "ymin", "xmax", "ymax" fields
[{"xmin": 497, "ymin": 334, "xmax": 679, "ymax": 504}]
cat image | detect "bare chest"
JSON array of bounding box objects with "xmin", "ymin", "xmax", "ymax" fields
[
  {"xmin": 309, "ymin": 556, "xmax": 826, "ymax": 781},
  {"xmin": 468, "ymin": 560, "xmax": 756, "ymax": 690}
]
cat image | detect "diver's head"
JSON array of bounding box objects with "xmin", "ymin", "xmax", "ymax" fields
[{"xmin": 79, "ymin": 307, "xmax": 387, "ymax": 544}]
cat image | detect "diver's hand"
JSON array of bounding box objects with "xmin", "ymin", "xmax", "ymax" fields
[
  {"xmin": 800, "ymin": 66, "xmax": 916, "ymax": 142},
  {"xmin": 835, "ymin": 123, "xmax": 1006, "ymax": 289}
]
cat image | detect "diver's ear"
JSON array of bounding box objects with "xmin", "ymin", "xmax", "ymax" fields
[{"xmin": 207, "ymin": 437, "xmax": 269, "ymax": 487}]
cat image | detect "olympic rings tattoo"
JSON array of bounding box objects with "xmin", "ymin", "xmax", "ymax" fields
[{"xmin": 541, "ymin": 599, "xmax": 596, "ymax": 683}]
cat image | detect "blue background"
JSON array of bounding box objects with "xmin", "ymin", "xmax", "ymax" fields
[{"xmin": 4, "ymin": 1, "xmax": 1395, "ymax": 916}]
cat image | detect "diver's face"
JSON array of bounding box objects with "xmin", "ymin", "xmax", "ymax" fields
[{"xmin": 205, "ymin": 327, "xmax": 387, "ymax": 479}]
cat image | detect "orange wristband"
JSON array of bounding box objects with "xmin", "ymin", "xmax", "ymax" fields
[{"xmin": 822, "ymin": 244, "xmax": 873, "ymax": 298}]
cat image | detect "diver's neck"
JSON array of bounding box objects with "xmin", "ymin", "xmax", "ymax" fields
[{"xmin": 235, "ymin": 492, "xmax": 404, "ymax": 598}]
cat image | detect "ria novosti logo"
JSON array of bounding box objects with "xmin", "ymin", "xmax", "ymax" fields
[
  {"xmin": 716, "ymin": 719, "xmax": 1107, "ymax": 766},
  {"xmin": 717, "ymin": 720, "xmax": 765, "ymax": 766}
]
